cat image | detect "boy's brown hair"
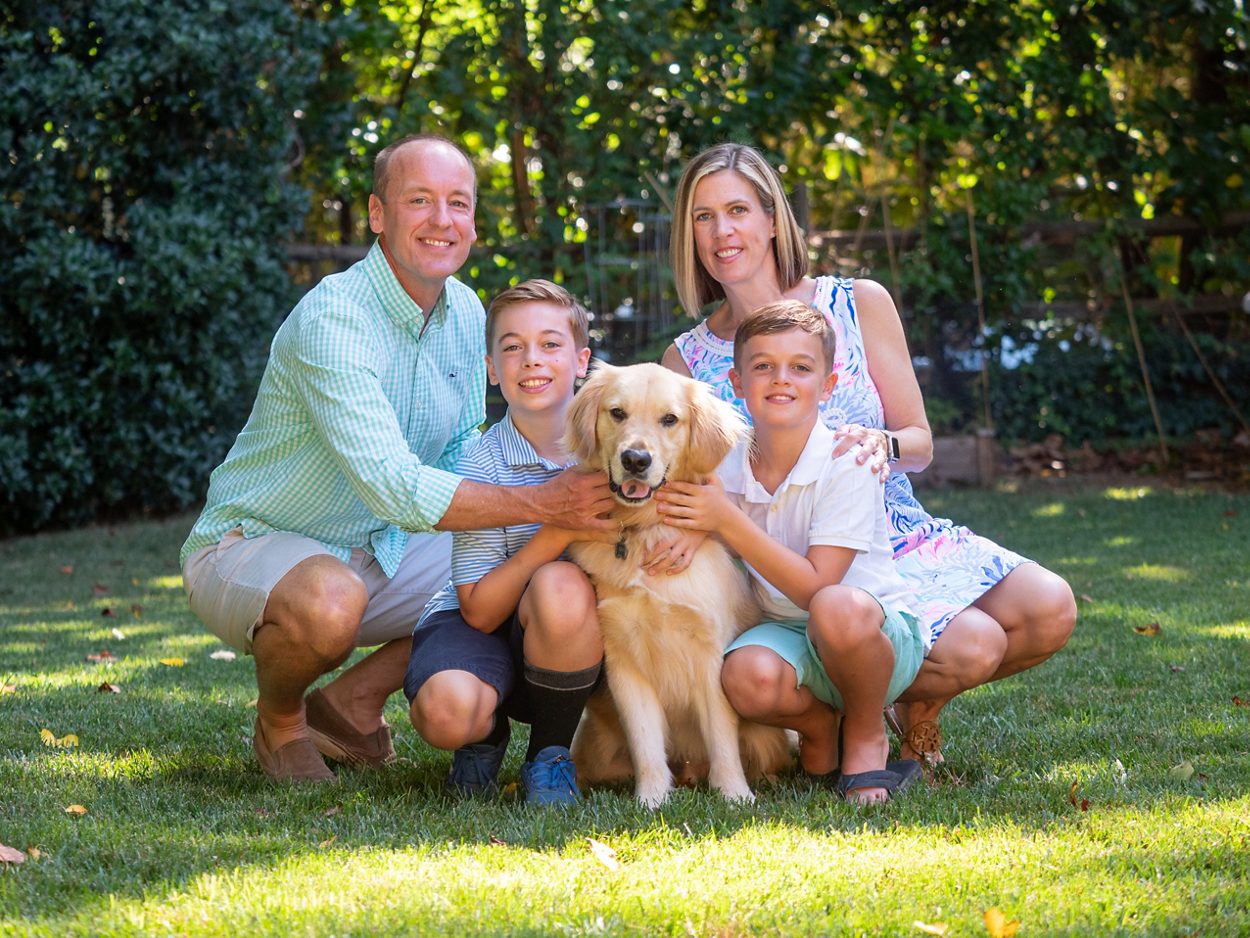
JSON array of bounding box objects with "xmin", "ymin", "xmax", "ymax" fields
[
  {"xmin": 486, "ymin": 279, "xmax": 591, "ymax": 349},
  {"xmin": 733, "ymin": 300, "xmax": 837, "ymax": 374}
]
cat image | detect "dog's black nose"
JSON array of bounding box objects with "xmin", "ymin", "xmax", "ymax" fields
[{"xmin": 620, "ymin": 448, "xmax": 652, "ymax": 475}]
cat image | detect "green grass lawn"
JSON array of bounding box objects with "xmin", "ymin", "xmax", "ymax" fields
[{"xmin": 1, "ymin": 480, "xmax": 1247, "ymax": 936}]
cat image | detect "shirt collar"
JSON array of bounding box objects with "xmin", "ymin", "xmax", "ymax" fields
[
  {"xmin": 496, "ymin": 412, "xmax": 572, "ymax": 471},
  {"xmin": 362, "ymin": 239, "xmax": 448, "ymax": 337},
  {"xmin": 719, "ymin": 420, "xmax": 834, "ymax": 502}
]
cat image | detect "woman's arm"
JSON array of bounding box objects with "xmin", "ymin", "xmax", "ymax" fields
[
  {"xmin": 841, "ymin": 279, "xmax": 933, "ymax": 475},
  {"xmin": 660, "ymin": 342, "xmax": 694, "ymax": 377}
]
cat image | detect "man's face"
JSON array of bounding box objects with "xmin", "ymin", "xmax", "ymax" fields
[{"xmin": 368, "ymin": 141, "xmax": 477, "ymax": 309}]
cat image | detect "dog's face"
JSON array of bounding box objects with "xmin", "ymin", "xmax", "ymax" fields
[{"xmin": 564, "ymin": 362, "xmax": 747, "ymax": 507}]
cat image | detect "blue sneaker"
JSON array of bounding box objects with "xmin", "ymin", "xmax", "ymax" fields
[
  {"xmin": 520, "ymin": 745, "xmax": 580, "ymax": 806},
  {"xmin": 446, "ymin": 724, "xmax": 510, "ymax": 797}
]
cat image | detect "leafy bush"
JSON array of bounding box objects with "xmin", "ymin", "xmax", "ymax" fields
[{"xmin": 0, "ymin": 1, "xmax": 330, "ymax": 535}]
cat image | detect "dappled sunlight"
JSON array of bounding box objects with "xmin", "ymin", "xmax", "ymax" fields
[
  {"xmin": 146, "ymin": 574, "xmax": 185, "ymax": 591},
  {"xmin": 1103, "ymin": 535, "xmax": 1137, "ymax": 548},
  {"xmin": 1030, "ymin": 502, "xmax": 1066, "ymax": 519},
  {"xmin": 1197, "ymin": 622, "xmax": 1250, "ymax": 640},
  {"xmin": 1123, "ymin": 564, "xmax": 1191, "ymax": 583},
  {"xmin": 1103, "ymin": 486, "xmax": 1155, "ymax": 501}
]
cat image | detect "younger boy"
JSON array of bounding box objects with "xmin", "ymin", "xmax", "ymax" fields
[
  {"xmin": 655, "ymin": 300, "xmax": 929, "ymax": 804},
  {"xmin": 404, "ymin": 280, "xmax": 609, "ymax": 805}
]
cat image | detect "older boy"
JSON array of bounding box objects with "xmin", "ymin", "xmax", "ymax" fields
[
  {"xmin": 656, "ymin": 300, "xmax": 928, "ymax": 804},
  {"xmin": 404, "ymin": 280, "xmax": 611, "ymax": 805}
]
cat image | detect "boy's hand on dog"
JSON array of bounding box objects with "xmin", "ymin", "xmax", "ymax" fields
[
  {"xmin": 641, "ymin": 529, "xmax": 706, "ymax": 576},
  {"xmin": 655, "ymin": 477, "xmax": 734, "ymax": 534}
]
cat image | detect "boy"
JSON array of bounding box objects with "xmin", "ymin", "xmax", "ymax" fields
[
  {"xmin": 656, "ymin": 300, "xmax": 929, "ymax": 804},
  {"xmin": 404, "ymin": 280, "xmax": 610, "ymax": 805}
]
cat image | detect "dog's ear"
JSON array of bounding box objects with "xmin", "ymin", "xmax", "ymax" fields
[
  {"xmin": 683, "ymin": 378, "xmax": 748, "ymax": 477},
  {"xmin": 563, "ymin": 362, "xmax": 613, "ymax": 464}
]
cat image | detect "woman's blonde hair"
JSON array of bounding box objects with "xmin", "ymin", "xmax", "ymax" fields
[{"xmin": 670, "ymin": 142, "xmax": 808, "ymax": 318}]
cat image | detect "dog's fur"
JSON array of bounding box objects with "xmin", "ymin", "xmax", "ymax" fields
[{"xmin": 565, "ymin": 362, "xmax": 793, "ymax": 808}]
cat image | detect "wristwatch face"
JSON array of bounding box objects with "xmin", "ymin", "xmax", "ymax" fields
[{"xmin": 888, "ymin": 432, "xmax": 900, "ymax": 462}]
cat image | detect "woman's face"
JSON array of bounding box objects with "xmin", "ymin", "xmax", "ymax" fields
[{"xmin": 689, "ymin": 170, "xmax": 778, "ymax": 291}]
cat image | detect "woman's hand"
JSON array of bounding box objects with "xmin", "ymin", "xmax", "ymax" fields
[
  {"xmin": 640, "ymin": 529, "xmax": 706, "ymax": 576},
  {"xmin": 832, "ymin": 424, "xmax": 892, "ymax": 483}
]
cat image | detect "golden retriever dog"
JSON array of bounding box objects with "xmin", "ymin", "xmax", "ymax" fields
[{"xmin": 565, "ymin": 362, "xmax": 793, "ymax": 808}]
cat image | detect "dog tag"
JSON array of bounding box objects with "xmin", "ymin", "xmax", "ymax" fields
[{"xmin": 615, "ymin": 538, "xmax": 628, "ymax": 560}]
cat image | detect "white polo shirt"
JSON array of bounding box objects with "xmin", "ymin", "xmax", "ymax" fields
[{"xmin": 718, "ymin": 421, "xmax": 920, "ymax": 642}]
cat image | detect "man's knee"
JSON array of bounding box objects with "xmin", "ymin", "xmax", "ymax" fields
[
  {"xmin": 266, "ymin": 557, "xmax": 369, "ymax": 661},
  {"xmin": 721, "ymin": 648, "xmax": 790, "ymax": 718}
]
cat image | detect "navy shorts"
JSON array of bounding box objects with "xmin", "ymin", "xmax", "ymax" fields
[{"xmin": 403, "ymin": 607, "xmax": 533, "ymax": 723}]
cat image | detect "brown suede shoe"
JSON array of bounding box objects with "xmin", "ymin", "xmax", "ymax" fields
[
  {"xmin": 252, "ymin": 717, "xmax": 335, "ymax": 782},
  {"xmin": 305, "ymin": 688, "xmax": 396, "ymax": 768}
]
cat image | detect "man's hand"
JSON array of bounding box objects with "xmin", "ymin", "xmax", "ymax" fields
[{"xmin": 534, "ymin": 469, "xmax": 617, "ymax": 532}]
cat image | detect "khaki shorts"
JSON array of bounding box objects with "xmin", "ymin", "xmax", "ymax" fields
[{"xmin": 182, "ymin": 527, "xmax": 452, "ymax": 654}]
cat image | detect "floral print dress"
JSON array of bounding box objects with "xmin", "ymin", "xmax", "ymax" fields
[{"xmin": 674, "ymin": 275, "xmax": 1031, "ymax": 642}]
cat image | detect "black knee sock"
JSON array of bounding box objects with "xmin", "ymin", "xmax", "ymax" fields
[{"xmin": 523, "ymin": 659, "xmax": 602, "ymax": 761}]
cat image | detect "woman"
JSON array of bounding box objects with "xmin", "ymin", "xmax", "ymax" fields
[{"xmin": 658, "ymin": 142, "xmax": 1076, "ymax": 764}]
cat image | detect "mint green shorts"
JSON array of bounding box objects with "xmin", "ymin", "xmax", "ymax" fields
[{"xmin": 725, "ymin": 593, "xmax": 925, "ymax": 709}]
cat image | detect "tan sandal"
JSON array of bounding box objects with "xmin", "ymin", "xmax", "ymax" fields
[{"xmin": 903, "ymin": 719, "xmax": 943, "ymax": 766}]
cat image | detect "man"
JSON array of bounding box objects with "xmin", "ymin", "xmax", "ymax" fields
[{"xmin": 181, "ymin": 134, "xmax": 614, "ymax": 781}]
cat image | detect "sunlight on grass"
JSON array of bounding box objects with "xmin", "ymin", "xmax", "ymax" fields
[
  {"xmin": 1030, "ymin": 502, "xmax": 1066, "ymax": 519},
  {"xmin": 1104, "ymin": 535, "xmax": 1137, "ymax": 548},
  {"xmin": 1123, "ymin": 564, "xmax": 1191, "ymax": 582},
  {"xmin": 147, "ymin": 575, "xmax": 185, "ymax": 591},
  {"xmin": 1198, "ymin": 623, "xmax": 1250, "ymax": 640},
  {"xmin": 1104, "ymin": 486, "xmax": 1155, "ymax": 500}
]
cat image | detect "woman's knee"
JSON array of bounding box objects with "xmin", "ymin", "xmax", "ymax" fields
[
  {"xmin": 721, "ymin": 648, "xmax": 790, "ymax": 718},
  {"xmin": 933, "ymin": 610, "xmax": 1008, "ymax": 682}
]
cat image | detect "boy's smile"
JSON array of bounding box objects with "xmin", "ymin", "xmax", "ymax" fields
[{"xmin": 730, "ymin": 329, "xmax": 836, "ymax": 431}]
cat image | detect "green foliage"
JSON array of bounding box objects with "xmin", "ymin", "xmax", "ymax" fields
[{"xmin": 0, "ymin": 1, "xmax": 335, "ymax": 535}]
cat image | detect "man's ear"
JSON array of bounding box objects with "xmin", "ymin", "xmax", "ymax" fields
[{"xmin": 367, "ymin": 194, "xmax": 384, "ymax": 235}]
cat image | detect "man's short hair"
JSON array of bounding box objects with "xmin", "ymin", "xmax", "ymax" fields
[
  {"xmin": 733, "ymin": 300, "xmax": 837, "ymax": 375},
  {"xmin": 486, "ymin": 279, "xmax": 591, "ymax": 349},
  {"xmin": 373, "ymin": 134, "xmax": 476, "ymax": 202},
  {"xmin": 671, "ymin": 142, "xmax": 809, "ymax": 318}
]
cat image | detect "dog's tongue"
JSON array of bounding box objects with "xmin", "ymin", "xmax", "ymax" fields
[{"xmin": 619, "ymin": 480, "xmax": 652, "ymax": 500}]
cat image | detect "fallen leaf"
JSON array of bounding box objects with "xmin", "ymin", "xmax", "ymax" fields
[
  {"xmin": 65, "ymin": 804, "xmax": 88, "ymax": 817},
  {"xmin": 1169, "ymin": 665, "xmax": 1186, "ymax": 673},
  {"xmin": 983, "ymin": 907, "xmax": 1020, "ymax": 938},
  {"xmin": 91, "ymin": 583, "xmax": 109, "ymax": 597},
  {"xmin": 587, "ymin": 837, "xmax": 621, "ymax": 871},
  {"xmin": 0, "ymin": 683, "xmax": 15, "ymax": 695},
  {"xmin": 130, "ymin": 604, "xmax": 143, "ymax": 618},
  {"xmin": 501, "ymin": 781, "xmax": 518, "ymax": 797},
  {"xmin": 1233, "ymin": 696, "xmax": 1249, "ymax": 708},
  {"xmin": 60, "ymin": 564, "xmax": 74, "ymax": 575},
  {"xmin": 318, "ymin": 835, "xmax": 337, "ymax": 849},
  {"xmin": 1067, "ymin": 780, "xmax": 1089, "ymax": 811},
  {"xmin": 0, "ymin": 843, "xmax": 25, "ymax": 865},
  {"xmin": 131, "ymin": 577, "xmax": 141, "ymax": 587},
  {"xmin": 1078, "ymin": 593, "xmax": 1094, "ymax": 603},
  {"xmin": 913, "ymin": 922, "xmax": 949, "ymax": 936},
  {"xmin": 40, "ymin": 729, "xmax": 79, "ymax": 748},
  {"xmin": 210, "ymin": 650, "xmax": 237, "ymax": 661},
  {"xmin": 323, "ymin": 806, "xmax": 340, "ymax": 817},
  {"xmin": 1113, "ymin": 759, "xmax": 1127, "ymax": 781},
  {"xmin": 101, "ymin": 607, "xmax": 115, "ymax": 618},
  {"xmin": 64, "ymin": 600, "xmax": 75, "ymax": 610},
  {"xmin": 111, "ymin": 628, "xmax": 126, "ymax": 641},
  {"xmin": 489, "ymin": 835, "xmax": 507, "ymax": 846},
  {"xmin": 159, "ymin": 658, "xmax": 186, "ymax": 667},
  {"xmin": 246, "ymin": 698, "xmax": 258, "ymax": 709},
  {"xmin": 254, "ymin": 808, "xmax": 271, "ymax": 818},
  {"xmin": 1133, "ymin": 622, "xmax": 1161, "ymax": 636},
  {"xmin": 86, "ymin": 650, "xmax": 114, "ymax": 663},
  {"xmin": 26, "ymin": 847, "xmax": 41, "ymax": 861},
  {"xmin": 97, "ymin": 682, "xmax": 121, "ymax": 694},
  {"xmin": 1169, "ymin": 760, "xmax": 1195, "ymax": 780}
]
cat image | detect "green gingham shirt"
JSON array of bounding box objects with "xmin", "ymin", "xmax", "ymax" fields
[{"xmin": 180, "ymin": 240, "xmax": 486, "ymax": 577}]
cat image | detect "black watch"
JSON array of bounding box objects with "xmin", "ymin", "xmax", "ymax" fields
[{"xmin": 884, "ymin": 431, "xmax": 901, "ymax": 463}]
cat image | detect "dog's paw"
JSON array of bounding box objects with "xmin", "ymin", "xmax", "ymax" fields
[
  {"xmin": 715, "ymin": 780, "xmax": 756, "ymax": 804},
  {"xmin": 635, "ymin": 774, "xmax": 672, "ymax": 810}
]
